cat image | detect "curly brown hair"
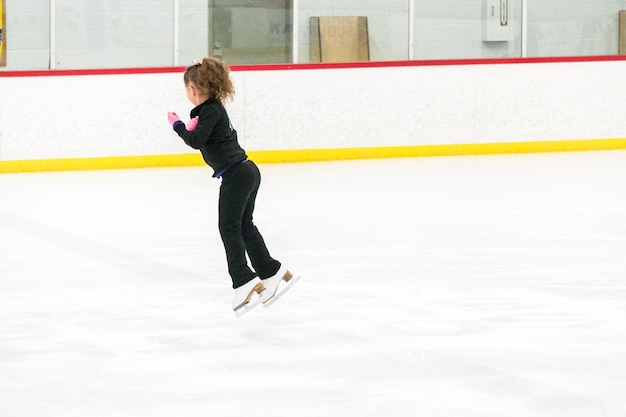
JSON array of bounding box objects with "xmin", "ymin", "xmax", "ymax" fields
[{"xmin": 184, "ymin": 58, "xmax": 235, "ymax": 104}]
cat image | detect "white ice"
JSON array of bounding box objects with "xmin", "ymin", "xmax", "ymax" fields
[{"xmin": 1, "ymin": 151, "xmax": 625, "ymax": 417}]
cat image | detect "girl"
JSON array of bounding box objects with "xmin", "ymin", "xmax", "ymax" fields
[{"xmin": 167, "ymin": 58, "xmax": 297, "ymax": 316}]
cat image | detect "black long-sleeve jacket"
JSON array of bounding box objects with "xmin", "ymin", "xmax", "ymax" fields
[{"xmin": 173, "ymin": 98, "xmax": 247, "ymax": 178}]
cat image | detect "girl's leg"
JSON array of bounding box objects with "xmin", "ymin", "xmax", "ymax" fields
[
  {"xmin": 240, "ymin": 162, "xmax": 281, "ymax": 279},
  {"xmin": 218, "ymin": 164, "xmax": 258, "ymax": 289}
]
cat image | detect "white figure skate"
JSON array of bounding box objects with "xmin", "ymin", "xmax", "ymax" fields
[
  {"xmin": 261, "ymin": 266, "xmax": 301, "ymax": 308},
  {"xmin": 232, "ymin": 277, "xmax": 266, "ymax": 317}
]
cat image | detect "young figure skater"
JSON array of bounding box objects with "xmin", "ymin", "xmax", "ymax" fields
[{"xmin": 167, "ymin": 57, "xmax": 297, "ymax": 315}]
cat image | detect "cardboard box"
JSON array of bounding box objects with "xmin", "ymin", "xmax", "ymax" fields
[{"xmin": 310, "ymin": 16, "xmax": 369, "ymax": 63}]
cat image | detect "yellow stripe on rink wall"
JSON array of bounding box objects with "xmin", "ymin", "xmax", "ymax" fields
[
  {"xmin": 1, "ymin": 138, "xmax": 626, "ymax": 174},
  {"xmin": 0, "ymin": 154, "xmax": 206, "ymax": 174},
  {"xmin": 251, "ymin": 138, "xmax": 626, "ymax": 163}
]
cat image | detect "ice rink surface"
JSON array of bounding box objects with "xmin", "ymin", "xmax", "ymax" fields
[{"xmin": 1, "ymin": 151, "xmax": 625, "ymax": 417}]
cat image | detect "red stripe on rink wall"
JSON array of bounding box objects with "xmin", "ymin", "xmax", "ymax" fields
[
  {"xmin": 0, "ymin": 66, "xmax": 184, "ymax": 77},
  {"xmin": 2, "ymin": 55, "xmax": 626, "ymax": 77},
  {"xmin": 233, "ymin": 55, "xmax": 626, "ymax": 71}
]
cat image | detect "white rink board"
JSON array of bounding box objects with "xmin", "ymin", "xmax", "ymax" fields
[{"xmin": 1, "ymin": 60, "xmax": 626, "ymax": 161}]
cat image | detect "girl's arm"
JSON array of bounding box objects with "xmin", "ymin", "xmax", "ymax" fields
[{"xmin": 171, "ymin": 106, "xmax": 218, "ymax": 149}]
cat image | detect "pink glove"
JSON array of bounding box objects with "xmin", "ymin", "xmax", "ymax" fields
[
  {"xmin": 186, "ymin": 116, "xmax": 199, "ymax": 131},
  {"xmin": 167, "ymin": 111, "xmax": 180, "ymax": 126}
]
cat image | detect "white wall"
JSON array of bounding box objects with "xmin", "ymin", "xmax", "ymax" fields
[
  {"xmin": 1, "ymin": 59, "xmax": 626, "ymax": 162},
  {"xmin": 2, "ymin": 0, "xmax": 210, "ymax": 70},
  {"xmin": 5, "ymin": 0, "xmax": 626, "ymax": 70},
  {"xmin": 2, "ymin": 0, "xmax": 50, "ymax": 70}
]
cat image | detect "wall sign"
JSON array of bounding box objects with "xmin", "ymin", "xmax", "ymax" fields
[{"xmin": 0, "ymin": 0, "xmax": 5, "ymax": 66}]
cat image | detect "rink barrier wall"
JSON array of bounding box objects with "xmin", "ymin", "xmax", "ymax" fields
[{"xmin": 2, "ymin": 56, "xmax": 626, "ymax": 174}]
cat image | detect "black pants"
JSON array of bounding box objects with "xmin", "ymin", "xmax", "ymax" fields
[{"xmin": 218, "ymin": 160, "xmax": 281, "ymax": 289}]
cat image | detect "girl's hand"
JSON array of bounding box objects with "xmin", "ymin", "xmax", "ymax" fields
[
  {"xmin": 186, "ymin": 116, "xmax": 199, "ymax": 131},
  {"xmin": 167, "ymin": 111, "xmax": 181, "ymax": 126}
]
